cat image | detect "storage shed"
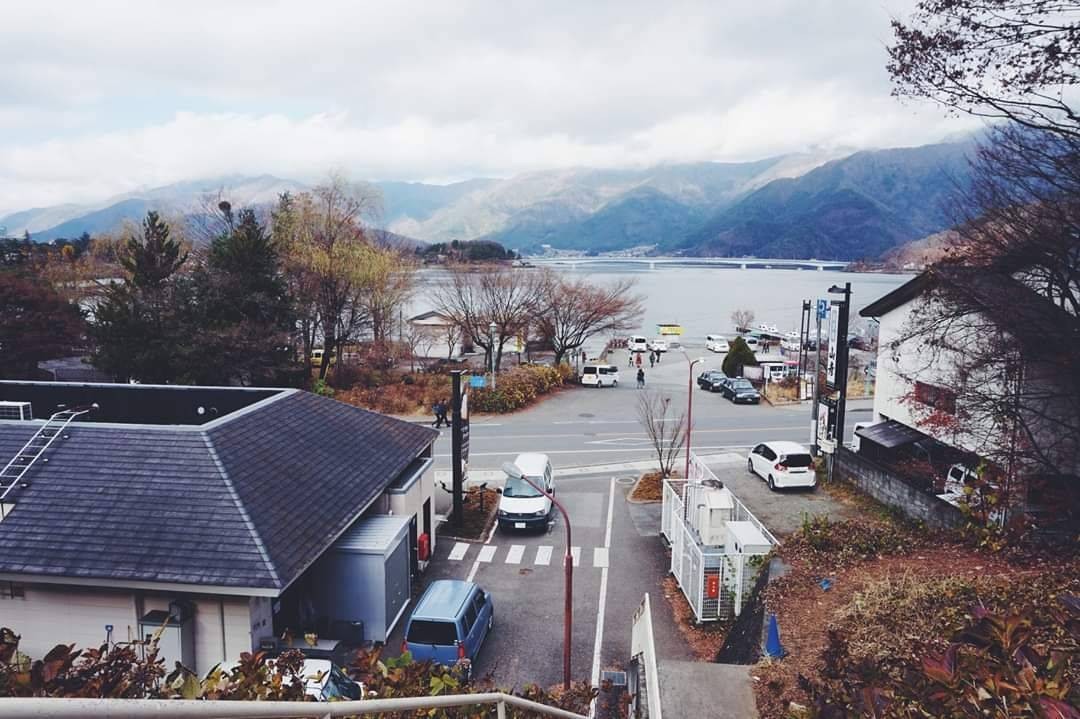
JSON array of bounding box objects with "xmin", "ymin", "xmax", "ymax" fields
[{"xmin": 310, "ymin": 514, "xmax": 412, "ymax": 643}]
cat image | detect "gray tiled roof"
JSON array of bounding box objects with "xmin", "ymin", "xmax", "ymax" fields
[{"xmin": 0, "ymin": 390, "xmax": 436, "ymax": 592}]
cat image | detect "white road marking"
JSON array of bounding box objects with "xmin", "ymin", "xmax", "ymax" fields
[
  {"xmin": 592, "ymin": 547, "xmax": 609, "ymax": 568},
  {"xmin": 590, "ymin": 476, "xmax": 617, "ymax": 688},
  {"xmin": 477, "ymin": 545, "xmax": 496, "ymax": 563},
  {"xmin": 535, "ymin": 545, "xmax": 553, "ymax": 566},
  {"xmin": 465, "ymin": 515, "xmax": 500, "ymax": 583},
  {"xmin": 570, "ymin": 546, "xmax": 581, "ymax": 567},
  {"xmin": 505, "ymin": 544, "xmax": 525, "ymax": 564},
  {"xmin": 448, "ymin": 542, "xmax": 469, "ymax": 561}
]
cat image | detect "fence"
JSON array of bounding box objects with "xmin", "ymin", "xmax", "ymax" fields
[
  {"xmin": 661, "ymin": 455, "xmax": 777, "ymax": 622},
  {"xmin": 629, "ymin": 594, "xmax": 663, "ymax": 719},
  {"xmin": 0, "ymin": 693, "xmax": 588, "ymax": 719}
]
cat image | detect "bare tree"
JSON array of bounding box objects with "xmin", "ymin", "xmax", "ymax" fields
[
  {"xmin": 888, "ymin": 0, "xmax": 1080, "ymax": 139},
  {"xmin": 431, "ymin": 265, "xmax": 542, "ymax": 372},
  {"xmin": 731, "ymin": 308, "xmax": 755, "ymax": 332},
  {"xmin": 637, "ymin": 390, "xmax": 689, "ymax": 478},
  {"xmin": 535, "ymin": 270, "xmax": 643, "ymax": 365}
]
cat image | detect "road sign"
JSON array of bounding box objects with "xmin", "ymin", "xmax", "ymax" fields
[
  {"xmin": 816, "ymin": 299, "xmax": 828, "ymax": 320},
  {"xmin": 469, "ymin": 375, "xmax": 486, "ymax": 388}
]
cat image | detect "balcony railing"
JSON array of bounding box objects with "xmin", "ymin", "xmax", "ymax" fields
[{"xmin": 0, "ymin": 692, "xmax": 589, "ymax": 719}]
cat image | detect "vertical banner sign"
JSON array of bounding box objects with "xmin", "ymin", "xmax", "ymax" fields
[
  {"xmin": 826, "ymin": 303, "xmax": 839, "ymax": 390},
  {"xmin": 817, "ymin": 398, "xmax": 837, "ymax": 449},
  {"xmin": 451, "ymin": 371, "xmax": 471, "ymax": 528}
]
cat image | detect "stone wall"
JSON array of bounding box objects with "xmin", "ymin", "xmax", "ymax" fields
[{"xmin": 834, "ymin": 447, "xmax": 965, "ymax": 529}]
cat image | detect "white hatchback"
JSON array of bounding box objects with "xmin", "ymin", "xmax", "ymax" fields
[
  {"xmin": 648, "ymin": 338, "xmax": 668, "ymax": 352},
  {"xmin": 747, "ymin": 441, "xmax": 816, "ymax": 490}
]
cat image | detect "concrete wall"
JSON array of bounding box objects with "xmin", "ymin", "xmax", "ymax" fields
[
  {"xmin": 3, "ymin": 584, "xmax": 252, "ymax": 674},
  {"xmin": 835, "ymin": 447, "xmax": 965, "ymax": 529}
]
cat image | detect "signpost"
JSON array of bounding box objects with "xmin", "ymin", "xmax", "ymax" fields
[{"xmin": 451, "ymin": 371, "xmax": 471, "ymax": 528}]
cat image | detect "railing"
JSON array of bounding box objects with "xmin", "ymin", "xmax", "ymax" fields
[
  {"xmin": 0, "ymin": 693, "xmax": 588, "ymax": 719},
  {"xmin": 686, "ymin": 453, "xmax": 779, "ymax": 546},
  {"xmin": 629, "ymin": 594, "xmax": 663, "ymax": 719}
]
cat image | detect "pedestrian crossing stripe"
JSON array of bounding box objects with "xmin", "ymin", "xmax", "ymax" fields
[{"xmin": 446, "ymin": 542, "xmax": 609, "ymax": 568}]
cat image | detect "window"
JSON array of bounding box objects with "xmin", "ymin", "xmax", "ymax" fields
[
  {"xmin": 784, "ymin": 454, "xmax": 813, "ymax": 468},
  {"xmin": 407, "ymin": 620, "xmax": 457, "ymax": 645},
  {"xmin": 761, "ymin": 446, "xmax": 777, "ymax": 461},
  {"xmin": 462, "ymin": 603, "xmax": 478, "ymax": 633},
  {"xmin": 914, "ymin": 381, "xmax": 956, "ymax": 414},
  {"xmin": 0, "ymin": 582, "xmax": 25, "ymax": 599}
]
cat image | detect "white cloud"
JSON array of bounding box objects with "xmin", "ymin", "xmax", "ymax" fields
[{"xmin": 0, "ymin": 0, "xmax": 981, "ymax": 214}]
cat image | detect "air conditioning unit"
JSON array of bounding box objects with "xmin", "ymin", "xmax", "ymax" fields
[
  {"xmin": 0, "ymin": 402, "xmax": 32, "ymax": 421},
  {"xmin": 725, "ymin": 521, "xmax": 772, "ymax": 555},
  {"xmin": 691, "ymin": 486, "xmax": 734, "ymax": 546}
]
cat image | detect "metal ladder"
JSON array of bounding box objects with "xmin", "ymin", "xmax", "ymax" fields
[{"xmin": 0, "ymin": 407, "xmax": 91, "ymax": 503}]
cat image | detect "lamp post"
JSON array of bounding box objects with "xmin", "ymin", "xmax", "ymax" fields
[
  {"xmin": 502, "ymin": 461, "xmax": 573, "ymax": 690},
  {"xmin": 489, "ymin": 321, "xmax": 498, "ymax": 390},
  {"xmin": 685, "ymin": 355, "xmax": 704, "ymax": 479}
]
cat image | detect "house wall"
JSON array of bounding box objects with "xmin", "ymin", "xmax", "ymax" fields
[
  {"xmin": 386, "ymin": 461, "xmax": 437, "ymax": 557},
  {"xmin": 873, "ymin": 296, "xmax": 1002, "ymax": 457},
  {"xmin": 835, "ymin": 447, "xmax": 965, "ymax": 529},
  {"xmin": 2, "ymin": 583, "xmax": 253, "ymax": 674}
]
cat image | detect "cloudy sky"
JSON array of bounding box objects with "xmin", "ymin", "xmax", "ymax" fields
[{"xmin": 1, "ymin": 0, "xmax": 979, "ymax": 214}]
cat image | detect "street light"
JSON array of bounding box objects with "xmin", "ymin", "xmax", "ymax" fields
[
  {"xmin": 502, "ymin": 461, "xmax": 573, "ymax": 690},
  {"xmin": 489, "ymin": 321, "xmax": 498, "ymax": 390},
  {"xmin": 684, "ymin": 355, "xmax": 705, "ymax": 479}
]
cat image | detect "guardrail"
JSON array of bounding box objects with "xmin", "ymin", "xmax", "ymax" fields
[{"xmin": 0, "ymin": 692, "xmax": 588, "ymax": 719}]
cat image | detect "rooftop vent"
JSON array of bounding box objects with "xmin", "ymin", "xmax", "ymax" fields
[{"xmin": 0, "ymin": 402, "xmax": 32, "ymax": 421}]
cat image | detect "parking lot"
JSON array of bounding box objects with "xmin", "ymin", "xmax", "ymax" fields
[{"xmin": 387, "ymin": 455, "xmax": 855, "ymax": 689}]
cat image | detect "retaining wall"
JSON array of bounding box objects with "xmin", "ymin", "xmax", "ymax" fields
[{"xmin": 834, "ymin": 447, "xmax": 965, "ymax": 529}]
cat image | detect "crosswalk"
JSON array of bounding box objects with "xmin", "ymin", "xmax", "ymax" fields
[{"xmin": 446, "ymin": 542, "xmax": 603, "ymax": 568}]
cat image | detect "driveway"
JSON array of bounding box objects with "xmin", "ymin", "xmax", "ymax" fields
[{"xmin": 705, "ymin": 457, "xmax": 857, "ymax": 535}]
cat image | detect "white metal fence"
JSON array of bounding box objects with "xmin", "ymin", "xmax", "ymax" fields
[
  {"xmin": 629, "ymin": 594, "xmax": 663, "ymax": 719},
  {"xmin": 661, "ymin": 454, "xmax": 777, "ymax": 622}
]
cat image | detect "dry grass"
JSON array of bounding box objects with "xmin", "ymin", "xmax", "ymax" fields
[
  {"xmin": 629, "ymin": 471, "xmax": 664, "ymax": 502},
  {"xmin": 661, "ymin": 576, "xmax": 731, "ymax": 660}
]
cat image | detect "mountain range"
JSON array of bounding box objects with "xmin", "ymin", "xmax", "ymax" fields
[{"xmin": 1, "ymin": 137, "xmax": 976, "ymax": 260}]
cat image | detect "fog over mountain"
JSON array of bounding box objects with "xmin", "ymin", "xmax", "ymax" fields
[{"xmin": 2, "ymin": 138, "xmax": 975, "ymax": 259}]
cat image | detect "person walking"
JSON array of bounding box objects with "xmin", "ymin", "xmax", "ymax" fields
[
  {"xmin": 637, "ymin": 367, "xmax": 645, "ymax": 389},
  {"xmin": 649, "ymin": 351, "xmax": 655, "ymax": 368},
  {"xmin": 628, "ymin": 350, "xmax": 634, "ymax": 368},
  {"xmin": 635, "ymin": 353, "xmax": 643, "ymax": 368},
  {"xmin": 432, "ymin": 399, "xmax": 448, "ymax": 428}
]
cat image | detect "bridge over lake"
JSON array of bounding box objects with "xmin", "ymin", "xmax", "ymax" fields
[{"xmin": 529, "ymin": 256, "xmax": 847, "ymax": 271}]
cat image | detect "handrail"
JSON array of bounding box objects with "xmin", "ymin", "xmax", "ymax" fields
[{"xmin": 0, "ymin": 692, "xmax": 589, "ymax": 719}]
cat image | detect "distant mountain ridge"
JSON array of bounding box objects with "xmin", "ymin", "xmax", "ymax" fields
[{"xmin": 1, "ymin": 137, "xmax": 976, "ymax": 258}]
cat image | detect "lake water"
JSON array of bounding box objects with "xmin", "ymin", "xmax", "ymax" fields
[{"xmin": 411, "ymin": 264, "xmax": 910, "ymax": 350}]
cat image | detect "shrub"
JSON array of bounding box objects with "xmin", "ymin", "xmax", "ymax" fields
[{"xmin": 471, "ymin": 364, "xmax": 573, "ymax": 413}]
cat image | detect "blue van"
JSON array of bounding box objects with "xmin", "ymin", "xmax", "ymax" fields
[{"xmin": 404, "ymin": 580, "xmax": 494, "ymax": 672}]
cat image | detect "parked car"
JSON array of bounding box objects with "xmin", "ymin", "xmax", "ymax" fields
[
  {"xmin": 848, "ymin": 335, "xmax": 873, "ymax": 351},
  {"xmin": 747, "ymin": 441, "xmax": 816, "ymax": 490},
  {"xmin": 497, "ymin": 453, "xmax": 554, "ymax": 531},
  {"xmin": 705, "ymin": 334, "xmax": 730, "ymax": 353},
  {"xmin": 697, "ymin": 370, "xmax": 728, "ymax": 392},
  {"xmin": 217, "ymin": 658, "xmax": 361, "ymax": 702},
  {"xmin": 628, "ymin": 335, "xmax": 649, "ymax": 353},
  {"xmin": 720, "ymin": 377, "xmax": 760, "ymax": 404},
  {"xmin": 648, "ymin": 338, "xmax": 668, "ymax": 353},
  {"xmin": 580, "ymin": 363, "xmax": 619, "ymax": 387},
  {"xmin": 742, "ymin": 336, "xmax": 760, "ymax": 350},
  {"xmin": 404, "ymin": 580, "xmax": 494, "ymax": 677},
  {"xmin": 309, "ymin": 348, "xmax": 336, "ymax": 366}
]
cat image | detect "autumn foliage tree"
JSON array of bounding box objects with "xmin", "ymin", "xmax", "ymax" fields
[{"xmin": 0, "ymin": 272, "xmax": 86, "ymax": 379}]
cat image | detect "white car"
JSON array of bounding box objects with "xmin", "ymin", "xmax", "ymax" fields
[
  {"xmin": 705, "ymin": 334, "xmax": 730, "ymax": 353},
  {"xmin": 648, "ymin": 338, "xmax": 668, "ymax": 352},
  {"xmin": 628, "ymin": 335, "xmax": 649, "ymax": 353},
  {"xmin": 497, "ymin": 453, "xmax": 554, "ymax": 531},
  {"xmin": 580, "ymin": 363, "xmax": 619, "ymax": 387},
  {"xmin": 747, "ymin": 441, "xmax": 816, "ymax": 490}
]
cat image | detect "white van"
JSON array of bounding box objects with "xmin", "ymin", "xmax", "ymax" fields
[
  {"xmin": 628, "ymin": 335, "xmax": 649, "ymax": 353},
  {"xmin": 581, "ymin": 363, "xmax": 619, "ymax": 387},
  {"xmin": 497, "ymin": 453, "xmax": 554, "ymax": 532},
  {"xmin": 705, "ymin": 335, "xmax": 730, "ymax": 353}
]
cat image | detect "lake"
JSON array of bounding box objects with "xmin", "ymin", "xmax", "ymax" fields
[{"xmin": 410, "ymin": 264, "xmax": 911, "ymax": 350}]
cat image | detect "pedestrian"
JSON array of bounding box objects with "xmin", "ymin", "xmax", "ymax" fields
[
  {"xmin": 432, "ymin": 399, "xmax": 448, "ymax": 428},
  {"xmin": 635, "ymin": 353, "xmax": 642, "ymax": 368},
  {"xmin": 628, "ymin": 350, "xmax": 634, "ymax": 368},
  {"xmin": 637, "ymin": 368, "xmax": 645, "ymax": 389},
  {"xmin": 655, "ymin": 349, "xmax": 661, "ymax": 364},
  {"xmin": 649, "ymin": 352, "xmax": 655, "ymax": 368}
]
